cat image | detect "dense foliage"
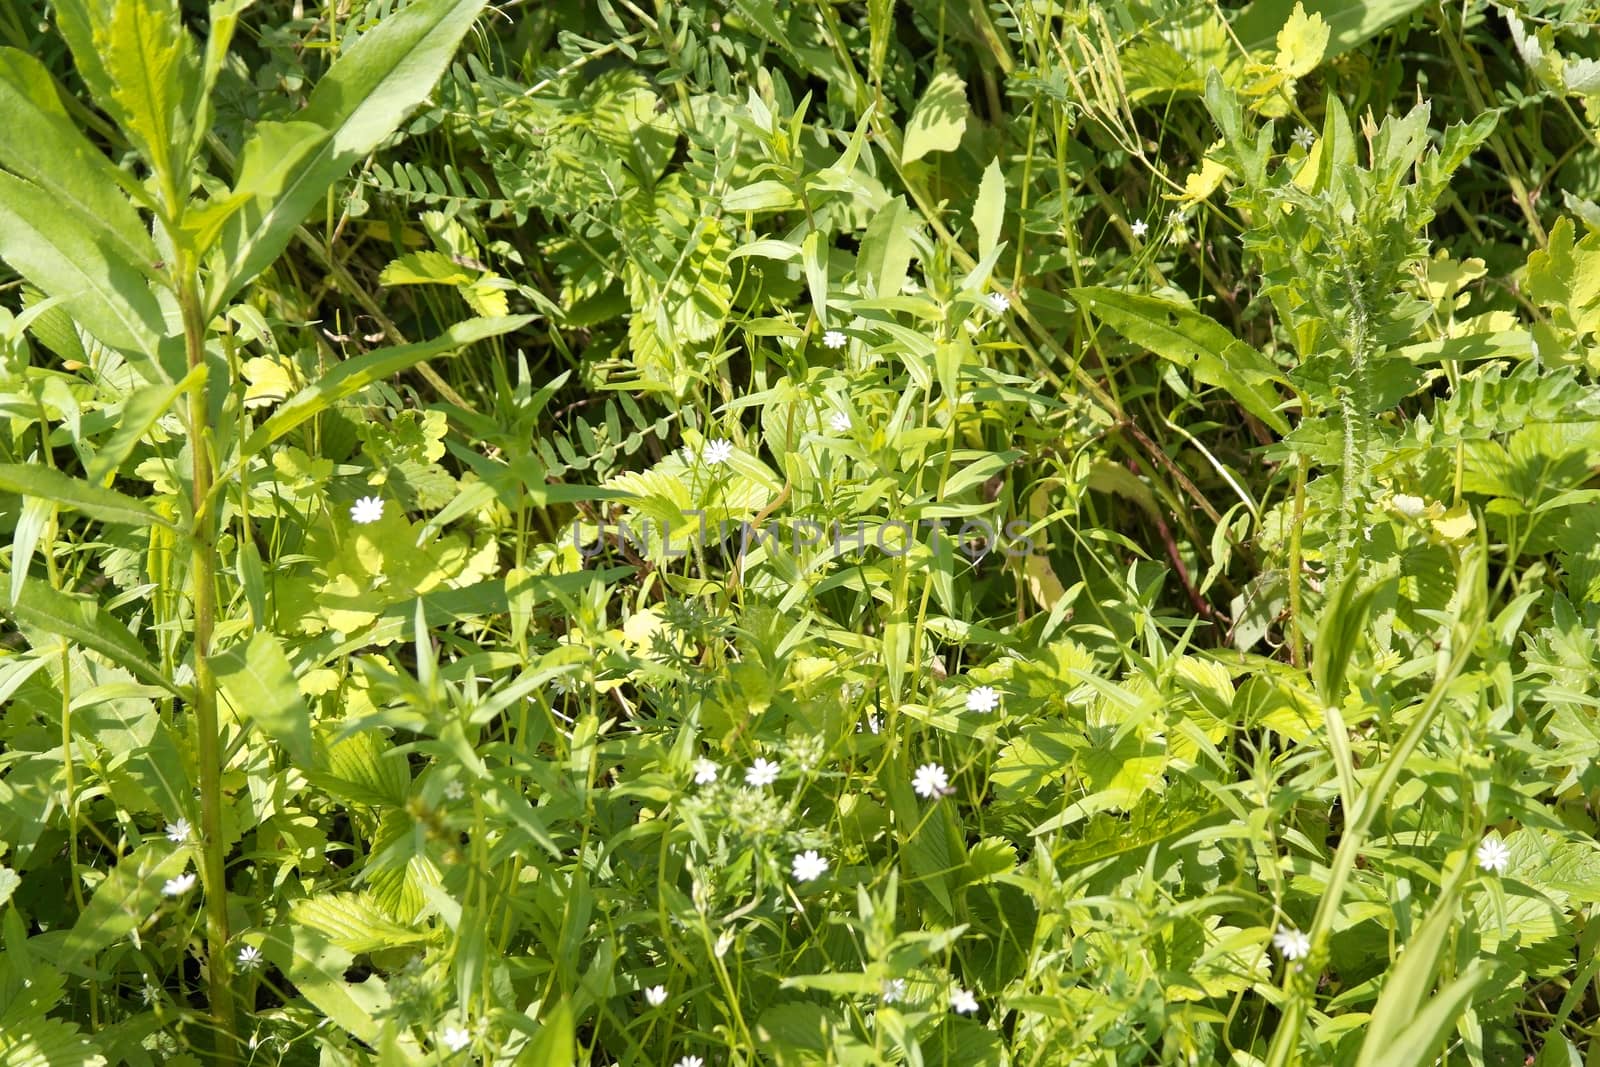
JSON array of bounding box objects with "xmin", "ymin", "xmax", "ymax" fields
[{"xmin": 2, "ymin": 0, "xmax": 1600, "ymax": 1064}]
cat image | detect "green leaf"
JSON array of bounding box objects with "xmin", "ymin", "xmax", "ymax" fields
[
  {"xmin": 85, "ymin": 366, "xmax": 206, "ymax": 485},
  {"xmin": 0, "ymin": 464, "xmax": 173, "ymax": 531},
  {"xmin": 0, "ymin": 49, "xmax": 155, "ymax": 269},
  {"xmin": 1073, "ymin": 286, "xmax": 1290, "ymax": 433},
  {"xmin": 57, "ymin": 843, "xmax": 190, "ymax": 972},
  {"xmin": 97, "ymin": 0, "xmax": 198, "ymax": 197},
  {"xmin": 213, "ymin": 630, "xmax": 314, "ymax": 769},
  {"xmin": 857, "ymin": 196, "xmax": 917, "ymax": 299},
  {"xmin": 973, "ymin": 157, "xmax": 1005, "ymax": 263},
  {"xmin": 901, "ymin": 70, "xmax": 968, "ymax": 165},
  {"xmin": 214, "ymin": 0, "xmax": 489, "ymax": 307},
  {"xmin": 4, "ymin": 579, "xmax": 175, "ymax": 694},
  {"xmin": 517, "ymin": 998, "xmax": 576, "ymax": 1067},
  {"xmin": 244, "ymin": 315, "xmax": 529, "ymax": 455},
  {"xmin": 1274, "ymin": 1, "xmax": 1330, "ymax": 77},
  {"xmin": 1234, "ymin": 0, "xmax": 1426, "ymax": 63},
  {"xmin": 0, "ymin": 172, "xmax": 174, "ymax": 381},
  {"xmin": 289, "ymin": 892, "xmax": 430, "ymax": 954}
]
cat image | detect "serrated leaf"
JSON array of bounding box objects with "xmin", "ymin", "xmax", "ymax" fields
[
  {"xmin": 1275, "ymin": 1, "xmax": 1329, "ymax": 77},
  {"xmin": 290, "ymin": 892, "xmax": 429, "ymax": 954},
  {"xmin": 902, "ymin": 70, "xmax": 968, "ymax": 164}
]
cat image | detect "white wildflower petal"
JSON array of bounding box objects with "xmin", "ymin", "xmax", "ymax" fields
[
  {"xmin": 950, "ymin": 988, "xmax": 979, "ymax": 1014},
  {"xmin": 987, "ymin": 292, "xmax": 1010, "ymax": 313},
  {"xmin": 1130, "ymin": 218, "xmax": 1148, "ymax": 238},
  {"xmin": 674, "ymin": 1057, "xmax": 706, "ymax": 1067},
  {"xmin": 1477, "ymin": 835, "xmax": 1512, "ymax": 874},
  {"xmin": 1391, "ymin": 493, "xmax": 1426, "ymax": 518},
  {"xmin": 913, "ymin": 762, "xmax": 949, "ymax": 799},
  {"xmin": 1293, "ymin": 125, "xmax": 1316, "ymax": 149},
  {"xmin": 165, "ymin": 818, "xmax": 192, "ymax": 845},
  {"xmin": 882, "ymin": 978, "xmax": 907, "ymax": 1003},
  {"xmin": 745, "ymin": 758, "xmax": 780, "ymax": 787},
  {"xmin": 693, "ymin": 758, "xmax": 719, "ymax": 785},
  {"xmin": 823, "ymin": 329, "xmax": 847, "ymax": 349},
  {"xmin": 705, "ymin": 439, "xmax": 734, "ymax": 466},
  {"xmin": 965, "ymin": 685, "xmax": 1001, "ymax": 714},
  {"xmin": 829, "ymin": 410, "xmax": 851, "ymax": 433},
  {"xmin": 645, "ymin": 984, "xmax": 668, "ymax": 1006},
  {"xmin": 162, "ymin": 872, "xmax": 196, "ymax": 897},
  {"xmin": 444, "ymin": 780, "xmax": 466, "ymax": 802},
  {"xmin": 440, "ymin": 1026, "xmax": 472, "ymax": 1053},
  {"xmin": 791, "ymin": 849, "xmax": 829, "ymax": 882},
  {"xmin": 236, "ymin": 944, "xmax": 264, "ymax": 972},
  {"xmin": 350, "ymin": 496, "xmax": 384, "ymax": 525},
  {"xmin": 1272, "ymin": 926, "xmax": 1311, "ymax": 960}
]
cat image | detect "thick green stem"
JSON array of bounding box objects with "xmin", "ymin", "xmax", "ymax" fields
[{"xmin": 180, "ymin": 266, "xmax": 238, "ymax": 1061}]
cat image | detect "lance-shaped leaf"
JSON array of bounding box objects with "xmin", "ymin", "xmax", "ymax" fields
[
  {"xmin": 97, "ymin": 0, "xmax": 199, "ymax": 201},
  {"xmin": 0, "ymin": 49, "xmax": 156, "ymax": 269},
  {"xmin": 214, "ymin": 0, "xmax": 488, "ymax": 309},
  {"xmin": 1073, "ymin": 286, "xmax": 1291, "ymax": 434},
  {"xmin": 0, "ymin": 172, "xmax": 173, "ymax": 382},
  {"xmin": 57, "ymin": 842, "xmax": 193, "ymax": 973},
  {"xmin": 4, "ymin": 578, "xmax": 176, "ymax": 694},
  {"xmin": 213, "ymin": 630, "xmax": 313, "ymax": 769},
  {"xmin": 244, "ymin": 315, "xmax": 529, "ymax": 455},
  {"xmin": 0, "ymin": 464, "xmax": 174, "ymax": 530}
]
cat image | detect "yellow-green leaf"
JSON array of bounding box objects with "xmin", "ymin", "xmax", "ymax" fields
[
  {"xmin": 902, "ymin": 70, "xmax": 968, "ymax": 165},
  {"xmin": 1275, "ymin": 1, "xmax": 1330, "ymax": 78}
]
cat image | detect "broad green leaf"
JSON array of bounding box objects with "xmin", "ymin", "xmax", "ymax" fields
[
  {"xmin": 58, "ymin": 843, "xmax": 190, "ymax": 971},
  {"xmin": 3, "ymin": 579, "xmax": 175, "ymax": 694},
  {"xmin": 0, "ymin": 172, "xmax": 173, "ymax": 380},
  {"xmin": 858, "ymin": 196, "xmax": 917, "ymax": 299},
  {"xmin": 723, "ymin": 179, "xmax": 796, "ymax": 213},
  {"xmin": 0, "ymin": 49, "xmax": 155, "ymax": 268},
  {"xmin": 0, "ymin": 464, "xmax": 173, "ymax": 530},
  {"xmin": 262, "ymin": 926, "xmax": 395, "ymax": 1047},
  {"xmin": 1073, "ymin": 286, "xmax": 1290, "ymax": 433},
  {"xmin": 973, "ymin": 158, "xmax": 1005, "ymax": 262},
  {"xmin": 244, "ymin": 315, "xmax": 529, "ymax": 454},
  {"xmin": 213, "ymin": 630, "xmax": 313, "ymax": 768},
  {"xmin": 85, "ymin": 366, "xmax": 206, "ymax": 485},
  {"xmin": 289, "ymin": 893, "xmax": 430, "ymax": 954},
  {"xmin": 901, "ymin": 70, "xmax": 968, "ymax": 165},
  {"xmin": 0, "ymin": 1016, "xmax": 107, "ymax": 1067},
  {"xmin": 214, "ymin": 0, "xmax": 489, "ymax": 308},
  {"xmin": 379, "ymin": 249, "xmax": 473, "ymax": 287},
  {"xmin": 1274, "ymin": 1, "xmax": 1330, "ymax": 77},
  {"xmin": 97, "ymin": 0, "xmax": 198, "ymax": 198},
  {"xmin": 518, "ymin": 998, "xmax": 576, "ymax": 1067},
  {"xmin": 1234, "ymin": 0, "xmax": 1426, "ymax": 63}
]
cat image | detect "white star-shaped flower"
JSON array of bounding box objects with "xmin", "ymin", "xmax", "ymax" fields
[
  {"xmin": 444, "ymin": 780, "xmax": 466, "ymax": 802},
  {"xmin": 165, "ymin": 818, "xmax": 192, "ymax": 845},
  {"xmin": 1477, "ymin": 835, "xmax": 1511, "ymax": 874},
  {"xmin": 674, "ymin": 1057, "xmax": 705, "ymax": 1067},
  {"xmin": 162, "ymin": 872, "xmax": 196, "ymax": 897},
  {"xmin": 1273, "ymin": 926, "xmax": 1311, "ymax": 960},
  {"xmin": 440, "ymin": 1026, "xmax": 472, "ymax": 1052},
  {"xmin": 882, "ymin": 978, "xmax": 907, "ymax": 1003},
  {"xmin": 987, "ymin": 292, "xmax": 1010, "ymax": 313},
  {"xmin": 745, "ymin": 757, "xmax": 780, "ymax": 787},
  {"xmin": 1130, "ymin": 218, "xmax": 1148, "ymax": 238},
  {"xmin": 693, "ymin": 758, "xmax": 719, "ymax": 785},
  {"xmin": 829, "ymin": 410, "xmax": 850, "ymax": 432},
  {"xmin": 704, "ymin": 439, "xmax": 734, "ymax": 466},
  {"xmin": 823, "ymin": 329, "xmax": 847, "ymax": 349},
  {"xmin": 913, "ymin": 762, "xmax": 950, "ymax": 799},
  {"xmin": 236, "ymin": 944, "xmax": 264, "ymax": 972},
  {"xmin": 791, "ymin": 849, "xmax": 829, "ymax": 882},
  {"xmin": 350, "ymin": 496, "xmax": 384, "ymax": 525},
  {"xmin": 644, "ymin": 984, "xmax": 668, "ymax": 1006},
  {"xmin": 1293, "ymin": 125, "xmax": 1316, "ymax": 149},
  {"xmin": 965, "ymin": 685, "xmax": 1000, "ymax": 713},
  {"xmin": 950, "ymin": 988, "xmax": 979, "ymax": 1013}
]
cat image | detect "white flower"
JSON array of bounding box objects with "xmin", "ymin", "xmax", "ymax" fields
[
  {"xmin": 881, "ymin": 978, "xmax": 907, "ymax": 1003},
  {"xmin": 350, "ymin": 496, "xmax": 384, "ymax": 525},
  {"xmin": 823, "ymin": 329, "xmax": 847, "ymax": 349},
  {"xmin": 913, "ymin": 762, "xmax": 950, "ymax": 799},
  {"xmin": 829, "ymin": 410, "xmax": 850, "ymax": 433},
  {"xmin": 1130, "ymin": 218, "xmax": 1148, "ymax": 238},
  {"xmin": 236, "ymin": 944, "xmax": 264, "ymax": 972},
  {"xmin": 140, "ymin": 980, "xmax": 159, "ymax": 1005},
  {"xmin": 162, "ymin": 872, "xmax": 196, "ymax": 897},
  {"xmin": 644, "ymin": 984, "xmax": 668, "ymax": 1006},
  {"xmin": 440, "ymin": 1026, "xmax": 472, "ymax": 1052},
  {"xmin": 444, "ymin": 780, "xmax": 465, "ymax": 802},
  {"xmin": 1391, "ymin": 493, "xmax": 1426, "ymax": 518},
  {"xmin": 987, "ymin": 292, "xmax": 1010, "ymax": 313},
  {"xmin": 1293, "ymin": 125, "xmax": 1316, "ymax": 149},
  {"xmin": 1477, "ymin": 835, "xmax": 1512, "ymax": 874},
  {"xmin": 950, "ymin": 988, "xmax": 979, "ymax": 1013},
  {"xmin": 1273, "ymin": 926, "xmax": 1311, "ymax": 960},
  {"xmin": 165, "ymin": 818, "xmax": 192, "ymax": 845},
  {"xmin": 791, "ymin": 850, "xmax": 829, "ymax": 882},
  {"xmin": 693, "ymin": 758, "xmax": 719, "ymax": 785},
  {"xmin": 965, "ymin": 685, "xmax": 1000, "ymax": 713},
  {"xmin": 745, "ymin": 757, "xmax": 780, "ymax": 787},
  {"xmin": 704, "ymin": 438, "xmax": 734, "ymax": 466},
  {"xmin": 674, "ymin": 1057, "xmax": 705, "ymax": 1067}
]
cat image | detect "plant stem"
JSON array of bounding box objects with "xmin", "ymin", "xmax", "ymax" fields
[{"xmin": 179, "ymin": 264, "xmax": 238, "ymax": 1062}]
